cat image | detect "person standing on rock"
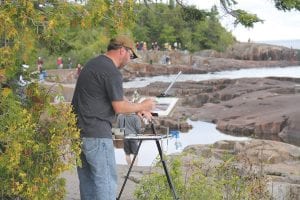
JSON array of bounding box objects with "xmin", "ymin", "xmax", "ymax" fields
[
  {"xmin": 57, "ymin": 57, "xmax": 63, "ymax": 69},
  {"xmin": 37, "ymin": 56, "xmax": 44, "ymax": 73},
  {"xmin": 71, "ymin": 34, "xmax": 155, "ymax": 200},
  {"xmin": 117, "ymin": 114, "xmax": 142, "ymax": 165},
  {"xmin": 76, "ymin": 63, "xmax": 82, "ymax": 79}
]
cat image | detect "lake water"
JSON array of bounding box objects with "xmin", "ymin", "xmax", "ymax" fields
[
  {"xmin": 123, "ymin": 66, "xmax": 300, "ymax": 88},
  {"xmin": 258, "ymin": 39, "xmax": 300, "ymax": 49},
  {"xmin": 116, "ymin": 66, "xmax": 300, "ymax": 166},
  {"xmin": 115, "ymin": 120, "xmax": 249, "ymax": 166}
]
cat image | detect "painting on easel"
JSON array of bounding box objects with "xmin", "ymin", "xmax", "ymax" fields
[{"xmin": 140, "ymin": 97, "xmax": 178, "ymax": 116}]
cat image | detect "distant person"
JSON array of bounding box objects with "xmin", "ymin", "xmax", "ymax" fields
[
  {"xmin": 166, "ymin": 55, "xmax": 171, "ymax": 65},
  {"xmin": 138, "ymin": 41, "xmax": 143, "ymax": 50},
  {"xmin": 153, "ymin": 41, "xmax": 160, "ymax": 51},
  {"xmin": 37, "ymin": 57, "xmax": 45, "ymax": 81},
  {"xmin": 174, "ymin": 42, "xmax": 178, "ymax": 50},
  {"xmin": 57, "ymin": 57, "xmax": 63, "ymax": 69},
  {"xmin": 117, "ymin": 114, "xmax": 142, "ymax": 165},
  {"xmin": 142, "ymin": 41, "xmax": 147, "ymax": 51},
  {"xmin": 76, "ymin": 63, "xmax": 82, "ymax": 79},
  {"xmin": 67, "ymin": 57, "xmax": 73, "ymax": 69},
  {"xmin": 37, "ymin": 57, "xmax": 43, "ymax": 73},
  {"xmin": 151, "ymin": 42, "xmax": 155, "ymax": 50}
]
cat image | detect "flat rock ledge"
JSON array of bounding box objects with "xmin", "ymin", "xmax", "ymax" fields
[
  {"xmin": 180, "ymin": 139, "xmax": 300, "ymax": 200},
  {"xmin": 62, "ymin": 165, "xmax": 152, "ymax": 200}
]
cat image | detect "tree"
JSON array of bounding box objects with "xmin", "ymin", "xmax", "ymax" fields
[
  {"xmin": 0, "ymin": 1, "xmax": 135, "ymax": 199},
  {"xmin": 132, "ymin": 3, "xmax": 235, "ymax": 52},
  {"xmin": 142, "ymin": 0, "xmax": 300, "ymax": 27},
  {"xmin": 160, "ymin": 24, "xmax": 177, "ymax": 45},
  {"xmin": 0, "ymin": 0, "xmax": 135, "ymax": 83}
]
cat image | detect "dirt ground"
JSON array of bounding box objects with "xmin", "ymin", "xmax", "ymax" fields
[{"xmin": 61, "ymin": 165, "xmax": 151, "ymax": 200}]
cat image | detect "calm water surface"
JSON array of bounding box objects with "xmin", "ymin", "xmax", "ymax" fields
[
  {"xmin": 124, "ymin": 66, "xmax": 300, "ymax": 88},
  {"xmin": 116, "ymin": 66, "xmax": 300, "ymax": 166},
  {"xmin": 115, "ymin": 120, "xmax": 248, "ymax": 166}
]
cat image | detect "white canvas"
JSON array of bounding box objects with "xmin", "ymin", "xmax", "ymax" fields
[{"xmin": 140, "ymin": 97, "xmax": 178, "ymax": 116}]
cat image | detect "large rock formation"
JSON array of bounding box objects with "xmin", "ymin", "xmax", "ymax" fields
[
  {"xmin": 124, "ymin": 77, "xmax": 300, "ymax": 146},
  {"xmin": 180, "ymin": 139, "xmax": 300, "ymax": 200},
  {"xmin": 222, "ymin": 42, "xmax": 299, "ymax": 61},
  {"xmin": 122, "ymin": 56, "xmax": 299, "ymax": 81}
]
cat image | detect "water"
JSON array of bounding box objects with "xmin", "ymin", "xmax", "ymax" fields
[
  {"xmin": 115, "ymin": 120, "xmax": 249, "ymax": 166},
  {"xmin": 124, "ymin": 66, "xmax": 300, "ymax": 88},
  {"xmin": 116, "ymin": 66, "xmax": 300, "ymax": 166},
  {"xmin": 258, "ymin": 39, "xmax": 300, "ymax": 49}
]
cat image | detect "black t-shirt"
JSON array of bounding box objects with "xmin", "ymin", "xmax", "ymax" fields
[{"xmin": 71, "ymin": 55, "xmax": 123, "ymax": 138}]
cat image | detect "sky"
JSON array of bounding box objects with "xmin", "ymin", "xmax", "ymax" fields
[{"xmin": 185, "ymin": 0, "xmax": 300, "ymax": 42}]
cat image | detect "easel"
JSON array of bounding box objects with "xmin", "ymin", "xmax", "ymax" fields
[
  {"xmin": 117, "ymin": 71, "xmax": 182, "ymax": 200},
  {"xmin": 116, "ymin": 123, "xmax": 179, "ymax": 200}
]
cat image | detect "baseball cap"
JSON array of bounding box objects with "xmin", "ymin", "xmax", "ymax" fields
[{"xmin": 110, "ymin": 35, "xmax": 139, "ymax": 59}]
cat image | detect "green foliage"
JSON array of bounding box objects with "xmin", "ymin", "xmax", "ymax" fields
[
  {"xmin": 160, "ymin": 25, "xmax": 177, "ymax": 45},
  {"xmin": 192, "ymin": 18, "xmax": 235, "ymax": 51},
  {"xmin": 0, "ymin": 83, "xmax": 81, "ymax": 199},
  {"xmin": 66, "ymin": 28, "xmax": 109, "ymax": 63},
  {"xmin": 233, "ymin": 9, "xmax": 263, "ymax": 28},
  {"xmin": 274, "ymin": 0, "xmax": 300, "ymax": 11},
  {"xmin": 132, "ymin": 3, "xmax": 235, "ymax": 52},
  {"xmin": 0, "ymin": 0, "xmax": 135, "ymax": 81},
  {"xmin": 135, "ymin": 153, "xmax": 270, "ymax": 200},
  {"xmin": 219, "ymin": 0, "xmax": 299, "ymax": 27},
  {"xmin": 134, "ymin": 157, "xmax": 184, "ymax": 200},
  {"xmin": 181, "ymin": 6, "xmax": 209, "ymax": 22}
]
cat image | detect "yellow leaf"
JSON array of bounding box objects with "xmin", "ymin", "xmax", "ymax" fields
[
  {"xmin": 19, "ymin": 172, "xmax": 27, "ymax": 178},
  {"xmin": 0, "ymin": 68, "xmax": 5, "ymax": 76},
  {"xmin": 1, "ymin": 88, "xmax": 11, "ymax": 97},
  {"xmin": 48, "ymin": 20, "xmax": 55, "ymax": 29}
]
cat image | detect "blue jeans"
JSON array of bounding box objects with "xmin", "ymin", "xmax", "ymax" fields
[{"xmin": 77, "ymin": 138, "xmax": 117, "ymax": 200}]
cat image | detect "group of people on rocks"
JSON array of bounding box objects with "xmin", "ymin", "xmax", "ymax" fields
[
  {"xmin": 35, "ymin": 39, "xmax": 177, "ymax": 82},
  {"xmin": 135, "ymin": 40, "xmax": 181, "ymax": 51},
  {"xmin": 56, "ymin": 57, "xmax": 74, "ymax": 69},
  {"xmin": 136, "ymin": 41, "xmax": 161, "ymax": 51},
  {"xmin": 36, "ymin": 56, "xmax": 82, "ymax": 79}
]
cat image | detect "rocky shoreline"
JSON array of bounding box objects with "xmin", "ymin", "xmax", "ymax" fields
[
  {"xmin": 177, "ymin": 139, "xmax": 300, "ymax": 200},
  {"xmin": 124, "ymin": 77, "xmax": 300, "ymax": 147},
  {"xmin": 43, "ymin": 43, "xmax": 300, "ymax": 200}
]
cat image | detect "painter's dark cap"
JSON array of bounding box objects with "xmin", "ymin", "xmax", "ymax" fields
[{"xmin": 111, "ymin": 35, "xmax": 139, "ymax": 59}]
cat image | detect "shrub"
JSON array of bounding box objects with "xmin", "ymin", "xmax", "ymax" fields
[
  {"xmin": 135, "ymin": 153, "xmax": 270, "ymax": 200},
  {"xmin": 0, "ymin": 83, "xmax": 81, "ymax": 199}
]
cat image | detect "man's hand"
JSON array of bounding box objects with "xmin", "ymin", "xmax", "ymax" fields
[
  {"xmin": 140, "ymin": 98, "xmax": 156, "ymax": 111},
  {"xmin": 137, "ymin": 111, "xmax": 153, "ymax": 122},
  {"xmin": 112, "ymin": 97, "xmax": 156, "ymax": 115}
]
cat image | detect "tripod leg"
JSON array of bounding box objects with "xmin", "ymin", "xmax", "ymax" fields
[
  {"xmin": 117, "ymin": 140, "xmax": 142, "ymax": 200},
  {"xmin": 155, "ymin": 140, "xmax": 179, "ymax": 200},
  {"xmin": 151, "ymin": 122, "xmax": 157, "ymax": 135}
]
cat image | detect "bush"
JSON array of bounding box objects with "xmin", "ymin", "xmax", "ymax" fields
[
  {"xmin": 0, "ymin": 83, "xmax": 81, "ymax": 199},
  {"xmin": 135, "ymin": 153, "xmax": 270, "ymax": 200}
]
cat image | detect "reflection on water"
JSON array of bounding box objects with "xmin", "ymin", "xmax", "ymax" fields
[
  {"xmin": 115, "ymin": 119, "xmax": 249, "ymax": 166},
  {"xmin": 124, "ymin": 66, "xmax": 300, "ymax": 88}
]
